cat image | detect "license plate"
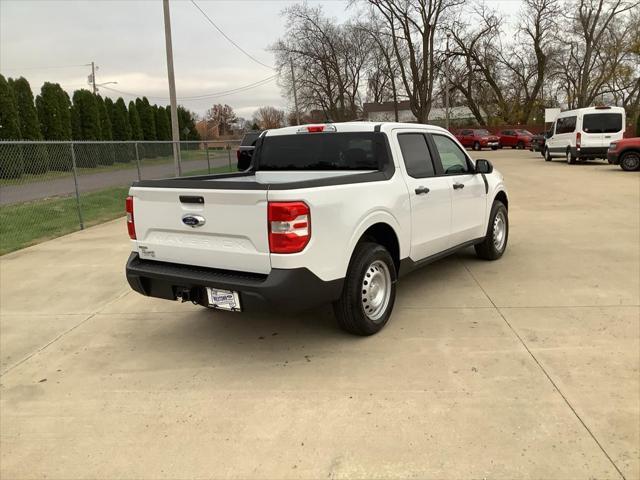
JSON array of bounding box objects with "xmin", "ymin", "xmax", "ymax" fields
[{"xmin": 206, "ymin": 288, "xmax": 241, "ymax": 311}]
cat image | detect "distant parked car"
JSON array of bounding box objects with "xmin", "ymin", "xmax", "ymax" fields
[
  {"xmin": 607, "ymin": 137, "xmax": 640, "ymax": 171},
  {"xmin": 236, "ymin": 131, "xmax": 263, "ymax": 170},
  {"xmin": 455, "ymin": 129, "xmax": 500, "ymax": 150},
  {"xmin": 498, "ymin": 129, "xmax": 533, "ymax": 149},
  {"xmin": 530, "ymin": 133, "xmax": 547, "ymax": 155}
]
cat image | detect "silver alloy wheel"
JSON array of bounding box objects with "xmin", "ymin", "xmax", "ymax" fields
[
  {"xmin": 361, "ymin": 260, "xmax": 392, "ymax": 322},
  {"xmin": 621, "ymin": 153, "xmax": 640, "ymax": 171},
  {"xmin": 493, "ymin": 211, "xmax": 507, "ymax": 252},
  {"xmin": 566, "ymin": 149, "xmax": 571, "ymax": 163}
]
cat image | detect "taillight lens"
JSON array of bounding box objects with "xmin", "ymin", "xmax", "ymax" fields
[
  {"xmin": 576, "ymin": 132, "xmax": 581, "ymax": 148},
  {"xmin": 126, "ymin": 195, "xmax": 136, "ymax": 240},
  {"xmin": 268, "ymin": 201, "xmax": 310, "ymax": 253}
]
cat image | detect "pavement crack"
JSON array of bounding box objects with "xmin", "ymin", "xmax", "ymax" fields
[
  {"xmin": 0, "ymin": 288, "xmax": 130, "ymax": 377},
  {"xmin": 461, "ymin": 260, "xmax": 627, "ymax": 480}
]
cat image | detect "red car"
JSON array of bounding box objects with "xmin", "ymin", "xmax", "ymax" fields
[
  {"xmin": 455, "ymin": 129, "xmax": 500, "ymax": 150},
  {"xmin": 607, "ymin": 137, "xmax": 640, "ymax": 171},
  {"xmin": 497, "ymin": 129, "xmax": 534, "ymax": 149}
]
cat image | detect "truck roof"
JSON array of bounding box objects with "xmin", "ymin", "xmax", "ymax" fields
[{"xmin": 264, "ymin": 121, "xmax": 451, "ymax": 136}]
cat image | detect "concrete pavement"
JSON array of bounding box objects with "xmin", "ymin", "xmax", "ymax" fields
[{"xmin": 1, "ymin": 149, "xmax": 638, "ymax": 479}]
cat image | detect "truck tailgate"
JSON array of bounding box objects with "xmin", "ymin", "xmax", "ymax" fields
[{"xmin": 130, "ymin": 187, "xmax": 270, "ymax": 274}]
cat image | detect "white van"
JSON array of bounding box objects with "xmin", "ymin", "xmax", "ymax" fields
[{"xmin": 544, "ymin": 106, "xmax": 626, "ymax": 164}]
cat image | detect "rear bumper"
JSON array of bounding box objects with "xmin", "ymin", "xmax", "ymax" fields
[
  {"xmin": 573, "ymin": 146, "xmax": 608, "ymax": 158},
  {"xmin": 125, "ymin": 252, "xmax": 344, "ymax": 312}
]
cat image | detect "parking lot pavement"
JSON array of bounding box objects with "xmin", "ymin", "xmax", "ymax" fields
[{"xmin": 1, "ymin": 150, "xmax": 638, "ymax": 479}]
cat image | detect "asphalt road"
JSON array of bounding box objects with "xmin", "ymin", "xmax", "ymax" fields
[
  {"xmin": 0, "ymin": 152, "xmax": 234, "ymax": 205},
  {"xmin": 1, "ymin": 149, "xmax": 638, "ymax": 479}
]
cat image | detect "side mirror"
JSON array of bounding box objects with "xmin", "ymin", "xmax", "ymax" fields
[{"xmin": 475, "ymin": 159, "xmax": 493, "ymax": 174}]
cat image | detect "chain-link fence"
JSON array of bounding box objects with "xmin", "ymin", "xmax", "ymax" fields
[{"xmin": 0, "ymin": 140, "xmax": 241, "ymax": 255}]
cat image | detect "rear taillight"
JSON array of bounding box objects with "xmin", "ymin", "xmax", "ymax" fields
[
  {"xmin": 576, "ymin": 132, "xmax": 581, "ymax": 149},
  {"xmin": 126, "ymin": 195, "xmax": 136, "ymax": 240},
  {"xmin": 268, "ymin": 201, "xmax": 310, "ymax": 253}
]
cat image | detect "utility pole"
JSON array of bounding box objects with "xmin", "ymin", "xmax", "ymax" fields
[
  {"xmin": 163, "ymin": 0, "xmax": 182, "ymax": 177},
  {"xmin": 90, "ymin": 61, "xmax": 97, "ymax": 95},
  {"xmin": 290, "ymin": 58, "xmax": 301, "ymax": 125},
  {"xmin": 445, "ymin": 33, "xmax": 450, "ymax": 130}
]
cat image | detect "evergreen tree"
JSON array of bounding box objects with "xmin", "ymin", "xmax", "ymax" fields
[
  {"xmin": 72, "ymin": 89, "xmax": 101, "ymax": 140},
  {"xmin": 11, "ymin": 77, "xmax": 41, "ymax": 140},
  {"xmin": 0, "ymin": 74, "xmax": 24, "ymax": 178},
  {"xmin": 56, "ymin": 87, "xmax": 72, "ymax": 140},
  {"xmin": 128, "ymin": 100, "xmax": 143, "ymax": 140},
  {"xmin": 96, "ymin": 95, "xmax": 115, "ymax": 165},
  {"xmin": 177, "ymin": 106, "xmax": 201, "ymax": 141},
  {"xmin": 155, "ymin": 105, "xmax": 171, "ymax": 141},
  {"xmin": 71, "ymin": 89, "xmax": 102, "ymax": 167},
  {"xmin": 137, "ymin": 97, "xmax": 156, "ymax": 141},
  {"xmin": 96, "ymin": 95, "xmax": 112, "ymax": 140},
  {"xmin": 35, "ymin": 83, "xmax": 73, "ymax": 171},
  {"xmin": 112, "ymin": 98, "xmax": 132, "ymax": 141},
  {"xmin": 104, "ymin": 97, "xmax": 115, "ymax": 128},
  {"xmin": 10, "ymin": 77, "xmax": 47, "ymax": 174}
]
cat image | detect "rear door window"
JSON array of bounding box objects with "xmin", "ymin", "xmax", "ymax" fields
[
  {"xmin": 398, "ymin": 133, "xmax": 435, "ymax": 178},
  {"xmin": 241, "ymin": 132, "xmax": 261, "ymax": 146},
  {"xmin": 583, "ymin": 113, "xmax": 623, "ymax": 133}
]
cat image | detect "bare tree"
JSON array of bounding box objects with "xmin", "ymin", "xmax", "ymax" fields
[
  {"xmin": 206, "ymin": 104, "xmax": 237, "ymax": 136},
  {"xmin": 556, "ymin": 0, "xmax": 636, "ymax": 108},
  {"xmin": 364, "ymin": 0, "xmax": 464, "ymax": 123},
  {"xmin": 253, "ymin": 106, "xmax": 286, "ymax": 129},
  {"xmin": 271, "ymin": 5, "xmax": 371, "ymax": 121}
]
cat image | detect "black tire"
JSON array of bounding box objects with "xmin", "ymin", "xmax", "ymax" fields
[
  {"xmin": 473, "ymin": 141, "xmax": 480, "ymax": 151},
  {"xmin": 544, "ymin": 147, "xmax": 552, "ymax": 162},
  {"xmin": 566, "ymin": 147, "xmax": 576, "ymax": 164},
  {"xmin": 516, "ymin": 141, "xmax": 524, "ymax": 149},
  {"xmin": 620, "ymin": 151, "xmax": 640, "ymax": 171},
  {"xmin": 491, "ymin": 146, "xmax": 498, "ymax": 150},
  {"xmin": 474, "ymin": 201, "xmax": 508, "ymax": 260},
  {"xmin": 333, "ymin": 242, "xmax": 397, "ymax": 336}
]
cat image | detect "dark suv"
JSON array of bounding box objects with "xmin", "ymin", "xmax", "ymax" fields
[{"xmin": 236, "ymin": 131, "xmax": 262, "ymax": 170}]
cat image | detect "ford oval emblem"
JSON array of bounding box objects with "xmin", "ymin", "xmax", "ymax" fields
[{"xmin": 182, "ymin": 214, "xmax": 206, "ymax": 228}]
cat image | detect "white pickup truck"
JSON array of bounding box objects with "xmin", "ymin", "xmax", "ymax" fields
[{"xmin": 126, "ymin": 122, "xmax": 509, "ymax": 335}]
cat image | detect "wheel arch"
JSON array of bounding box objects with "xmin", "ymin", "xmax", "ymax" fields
[{"xmin": 494, "ymin": 189, "xmax": 509, "ymax": 210}]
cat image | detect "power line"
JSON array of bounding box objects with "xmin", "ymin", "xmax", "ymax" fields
[
  {"xmin": 100, "ymin": 74, "xmax": 277, "ymax": 102},
  {"xmin": 189, "ymin": 0, "xmax": 275, "ymax": 70}
]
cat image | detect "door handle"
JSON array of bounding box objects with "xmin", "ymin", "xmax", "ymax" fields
[
  {"xmin": 415, "ymin": 186, "xmax": 430, "ymax": 195},
  {"xmin": 453, "ymin": 183, "xmax": 465, "ymax": 190}
]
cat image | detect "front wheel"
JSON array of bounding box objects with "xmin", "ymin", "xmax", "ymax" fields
[
  {"xmin": 516, "ymin": 141, "xmax": 524, "ymax": 149},
  {"xmin": 544, "ymin": 147, "xmax": 552, "ymax": 162},
  {"xmin": 473, "ymin": 141, "xmax": 481, "ymax": 151},
  {"xmin": 475, "ymin": 201, "xmax": 508, "ymax": 260},
  {"xmin": 620, "ymin": 151, "xmax": 640, "ymax": 171},
  {"xmin": 333, "ymin": 242, "xmax": 397, "ymax": 336}
]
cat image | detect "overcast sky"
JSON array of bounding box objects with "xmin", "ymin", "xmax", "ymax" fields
[{"xmin": 0, "ymin": 0, "xmax": 522, "ymax": 120}]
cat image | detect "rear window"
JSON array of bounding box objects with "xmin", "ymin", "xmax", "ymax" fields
[
  {"xmin": 583, "ymin": 113, "xmax": 622, "ymax": 133},
  {"xmin": 256, "ymin": 132, "xmax": 389, "ymax": 171},
  {"xmin": 475, "ymin": 130, "xmax": 490, "ymax": 136},
  {"xmin": 241, "ymin": 132, "xmax": 261, "ymax": 146}
]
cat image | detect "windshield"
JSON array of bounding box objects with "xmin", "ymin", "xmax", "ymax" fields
[
  {"xmin": 476, "ymin": 130, "xmax": 491, "ymax": 136},
  {"xmin": 256, "ymin": 132, "xmax": 389, "ymax": 170}
]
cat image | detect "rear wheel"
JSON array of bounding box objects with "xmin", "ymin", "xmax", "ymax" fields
[
  {"xmin": 333, "ymin": 242, "xmax": 397, "ymax": 336},
  {"xmin": 475, "ymin": 201, "xmax": 508, "ymax": 260},
  {"xmin": 566, "ymin": 147, "xmax": 576, "ymax": 164},
  {"xmin": 473, "ymin": 141, "xmax": 481, "ymax": 151},
  {"xmin": 516, "ymin": 141, "xmax": 524, "ymax": 149},
  {"xmin": 620, "ymin": 151, "xmax": 640, "ymax": 171}
]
